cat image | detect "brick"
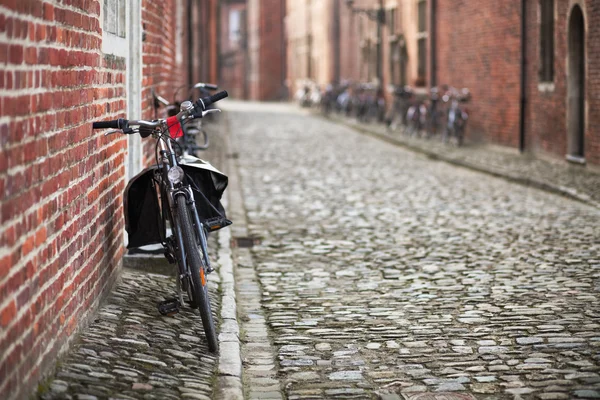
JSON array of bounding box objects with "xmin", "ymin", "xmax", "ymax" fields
[
  {"xmin": 43, "ymin": 3, "xmax": 54, "ymax": 21},
  {"xmin": 1, "ymin": 300, "xmax": 17, "ymax": 328},
  {"xmin": 8, "ymin": 44, "xmax": 23, "ymax": 64}
]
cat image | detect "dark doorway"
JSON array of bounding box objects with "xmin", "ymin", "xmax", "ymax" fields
[{"xmin": 567, "ymin": 5, "xmax": 585, "ymax": 162}]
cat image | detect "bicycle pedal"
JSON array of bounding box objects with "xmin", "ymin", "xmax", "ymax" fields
[{"xmin": 157, "ymin": 298, "xmax": 181, "ymax": 316}]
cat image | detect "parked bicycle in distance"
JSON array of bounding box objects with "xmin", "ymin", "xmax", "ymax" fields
[
  {"xmin": 442, "ymin": 87, "xmax": 471, "ymax": 146},
  {"xmin": 296, "ymin": 78, "xmax": 472, "ymax": 147},
  {"xmin": 93, "ymin": 90, "xmax": 230, "ymax": 353},
  {"xmin": 425, "ymin": 85, "xmax": 449, "ymax": 138},
  {"xmin": 386, "ymin": 84, "xmax": 413, "ymax": 132},
  {"xmin": 405, "ymin": 91, "xmax": 428, "ymax": 138}
]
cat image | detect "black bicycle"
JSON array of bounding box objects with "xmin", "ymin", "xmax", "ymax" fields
[{"xmin": 92, "ymin": 90, "xmax": 230, "ymax": 353}]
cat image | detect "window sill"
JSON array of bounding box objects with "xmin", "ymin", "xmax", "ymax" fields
[
  {"xmin": 538, "ymin": 82, "xmax": 555, "ymax": 93},
  {"xmin": 566, "ymin": 154, "xmax": 586, "ymax": 165}
]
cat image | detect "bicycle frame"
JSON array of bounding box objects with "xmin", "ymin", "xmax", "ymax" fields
[{"xmin": 155, "ymin": 136, "xmax": 212, "ymax": 302}]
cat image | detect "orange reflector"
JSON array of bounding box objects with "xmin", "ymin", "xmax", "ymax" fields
[{"xmin": 200, "ymin": 268, "xmax": 206, "ymax": 286}]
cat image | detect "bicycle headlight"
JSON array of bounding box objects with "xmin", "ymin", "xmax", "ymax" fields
[{"xmin": 167, "ymin": 166, "xmax": 185, "ymax": 184}]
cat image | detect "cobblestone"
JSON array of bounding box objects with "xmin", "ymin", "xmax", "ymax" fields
[
  {"xmin": 326, "ymin": 112, "xmax": 600, "ymax": 210},
  {"xmin": 38, "ymin": 266, "xmax": 222, "ymax": 399},
  {"xmin": 225, "ymin": 101, "xmax": 600, "ymax": 399}
]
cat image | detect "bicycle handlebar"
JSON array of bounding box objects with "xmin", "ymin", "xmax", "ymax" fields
[
  {"xmin": 196, "ymin": 90, "xmax": 228, "ymax": 111},
  {"xmin": 92, "ymin": 118, "xmax": 128, "ymax": 130},
  {"xmin": 93, "ymin": 91, "xmax": 228, "ymax": 133}
]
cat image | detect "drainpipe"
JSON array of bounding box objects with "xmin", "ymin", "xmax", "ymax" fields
[
  {"xmin": 307, "ymin": 0, "xmax": 312, "ymax": 79},
  {"xmin": 519, "ymin": 0, "xmax": 527, "ymax": 153},
  {"xmin": 376, "ymin": 0, "xmax": 384, "ymax": 86},
  {"xmin": 430, "ymin": 0, "xmax": 436, "ymax": 87},
  {"xmin": 281, "ymin": 0, "xmax": 287, "ymax": 99},
  {"xmin": 333, "ymin": 0, "xmax": 341, "ymax": 84},
  {"xmin": 430, "ymin": 0, "xmax": 437, "ymax": 127},
  {"xmin": 187, "ymin": 0, "xmax": 193, "ymax": 87},
  {"xmin": 216, "ymin": 0, "xmax": 221, "ymax": 85}
]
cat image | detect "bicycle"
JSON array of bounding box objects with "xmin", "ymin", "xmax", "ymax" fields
[
  {"xmin": 442, "ymin": 87, "xmax": 470, "ymax": 146},
  {"xmin": 92, "ymin": 90, "xmax": 230, "ymax": 353},
  {"xmin": 386, "ymin": 85, "xmax": 413, "ymax": 132},
  {"xmin": 405, "ymin": 93, "xmax": 428, "ymax": 137},
  {"xmin": 424, "ymin": 86, "xmax": 448, "ymax": 138}
]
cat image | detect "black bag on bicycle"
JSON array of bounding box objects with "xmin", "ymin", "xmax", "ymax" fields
[{"xmin": 124, "ymin": 157, "xmax": 231, "ymax": 249}]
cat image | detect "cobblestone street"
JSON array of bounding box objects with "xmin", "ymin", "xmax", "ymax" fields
[
  {"xmin": 227, "ymin": 102, "xmax": 600, "ymax": 399},
  {"xmin": 38, "ymin": 269, "xmax": 221, "ymax": 400}
]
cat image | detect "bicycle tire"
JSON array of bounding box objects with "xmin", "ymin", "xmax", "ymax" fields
[{"xmin": 175, "ymin": 194, "xmax": 218, "ymax": 352}]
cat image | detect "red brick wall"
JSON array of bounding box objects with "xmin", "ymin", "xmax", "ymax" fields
[
  {"xmin": 435, "ymin": 0, "xmax": 598, "ymax": 163},
  {"xmin": 525, "ymin": 0, "xmax": 600, "ymax": 165},
  {"xmin": 0, "ymin": 0, "xmax": 213, "ymax": 397},
  {"xmin": 258, "ymin": 0, "xmax": 285, "ymax": 100},
  {"xmin": 0, "ymin": 1, "xmax": 126, "ymax": 398},
  {"xmin": 339, "ymin": 1, "xmax": 362, "ymax": 83},
  {"xmin": 587, "ymin": 1, "xmax": 600, "ymax": 164},
  {"xmin": 524, "ymin": 0, "xmax": 565, "ymax": 158},
  {"xmin": 140, "ymin": 0, "xmax": 187, "ymax": 165},
  {"xmin": 249, "ymin": 0, "xmax": 285, "ymax": 101},
  {"xmin": 436, "ymin": 0, "xmax": 522, "ymax": 146}
]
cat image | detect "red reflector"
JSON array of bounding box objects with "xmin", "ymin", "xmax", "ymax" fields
[{"xmin": 166, "ymin": 116, "xmax": 183, "ymax": 139}]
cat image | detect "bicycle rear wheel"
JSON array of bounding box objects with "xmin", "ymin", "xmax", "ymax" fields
[{"xmin": 176, "ymin": 194, "xmax": 218, "ymax": 352}]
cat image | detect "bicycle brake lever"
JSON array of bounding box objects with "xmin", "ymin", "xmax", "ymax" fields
[
  {"xmin": 202, "ymin": 109, "xmax": 221, "ymax": 118},
  {"xmin": 104, "ymin": 129, "xmax": 121, "ymax": 136}
]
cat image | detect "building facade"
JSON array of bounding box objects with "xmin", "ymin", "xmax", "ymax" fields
[
  {"xmin": 523, "ymin": 0, "xmax": 599, "ymax": 164},
  {"xmin": 285, "ymin": 0, "xmax": 599, "ymax": 165},
  {"xmin": 435, "ymin": 0, "xmax": 599, "ymax": 164},
  {"xmin": 287, "ymin": 0, "xmax": 428, "ymax": 98},
  {"xmin": 0, "ymin": 1, "xmax": 218, "ymax": 398},
  {"xmin": 219, "ymin": 0, "xmax": 286, "ymax": 101}
]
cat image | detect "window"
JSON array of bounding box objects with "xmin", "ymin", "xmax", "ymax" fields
[
  {"xmin": 103, "ymin": 0, "xmax": 126, "ymax": 38},
  {"xmin": 417, "ymin": 38, "xmax": 426, "ymax": 83},
  {"xmin": 102, "ymin": 0, "xmax": 128, "ymax": 57},
  {"xmin": 416, "ymin": 0, "xmax": 427, "ymax": 86},
  {"xmin": 418, "ymin": 1, "xmax": 427, "ymax": 33},
  {"xmin": 390, "ymin": 39, "xmax": 407, "ymax": 86},
  {"xmin": 388, "ymin": 8, "xmax": 396, "ymax": 34},
  {"xmin": 540, "ymin": 0, "xmax": 554, "ymax": 82},
  {"xmin": 229, "ymin": 10, "xmax": 242, "ymax": 44}
]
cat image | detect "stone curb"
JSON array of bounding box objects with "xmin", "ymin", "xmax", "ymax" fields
[
  {"xmin": 215, "ymin": 226, "xmax": 244, "ymax": 399},
  {"xmin": 317, "ymin": 112, "xmax": 600, "ymax": 210},
  {"xmin": 214, "ymin": 112, "xmax": 244, "ymax": 400}
]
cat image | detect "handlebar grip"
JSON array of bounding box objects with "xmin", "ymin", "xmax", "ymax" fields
[
  {"xmin": 92, "ymin": 118, "xmax": 127, "ymax": 129},
  {"xmin": 197, "ymin": 90, "xmax": 228, "ymax": 111}
]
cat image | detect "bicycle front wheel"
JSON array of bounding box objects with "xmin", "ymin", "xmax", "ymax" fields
[{"xmin": 176, "ymin": 194, "xmax": 218, "ymax": 352}]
